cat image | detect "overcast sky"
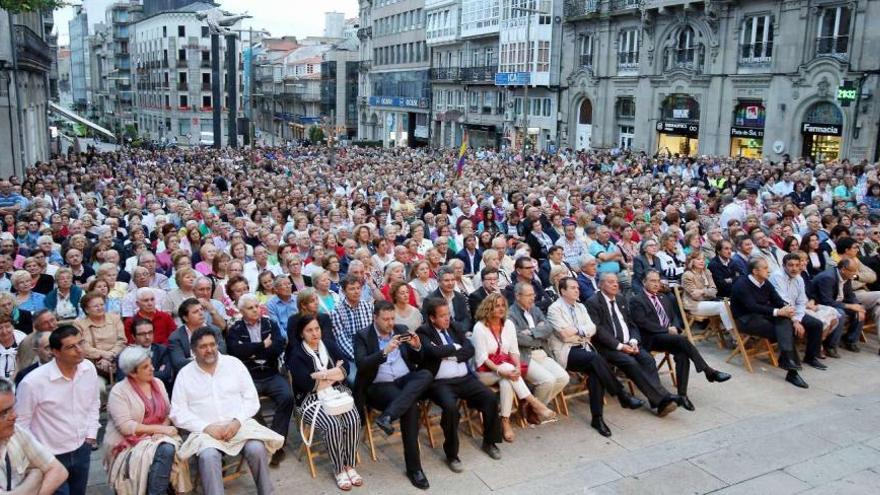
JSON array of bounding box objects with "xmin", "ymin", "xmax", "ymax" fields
[{"xmin": 52, "ymin": 0, "xmax": 358, "ymax": 44}]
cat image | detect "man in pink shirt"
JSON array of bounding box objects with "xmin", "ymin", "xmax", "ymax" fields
[{"xmin": 15, "ymin": 325, "xmax": 100, "ymax": 495}]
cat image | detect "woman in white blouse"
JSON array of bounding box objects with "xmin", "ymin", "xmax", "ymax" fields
[{"xmin": 472, "ymin": 293, "xmax": 557, "ymax": 442}]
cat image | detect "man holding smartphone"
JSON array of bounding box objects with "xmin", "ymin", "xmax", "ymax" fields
[{"xmin": 354, "ymin": 301, "xmax": 433, "ymax": 490}]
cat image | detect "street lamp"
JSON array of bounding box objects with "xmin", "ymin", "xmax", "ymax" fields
[{"xmin": 510, "ymin": 6, "xmax": 546, "ymax": 165}]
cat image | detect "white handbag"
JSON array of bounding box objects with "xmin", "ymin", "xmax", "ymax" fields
[{"xmin": 299, "ymin": 386, "xmax": 355, "ymax": 446}]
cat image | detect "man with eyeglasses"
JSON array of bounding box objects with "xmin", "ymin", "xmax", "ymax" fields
[
  {"xmin": 116, "ymin": 319, "xmax": 174, "ymax": 392},
  {"xmin": 503, "ymin": 256, "xmax": 551, "ymax": 312},
  {"xmin": 468, "ymin": 267, "xmax": 499, "ymax": 320},
  {"xmin": 16, "ymin": 325, "xmax": 101, "ymax": 495},
  {"xmin": 0, "ymin": 376, "xmax": 69, "ymax": 494}
]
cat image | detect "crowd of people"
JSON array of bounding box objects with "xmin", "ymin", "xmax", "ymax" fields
[{"xmin": 0, "ymin": 142, "xmax": 878, "ymax": 493}]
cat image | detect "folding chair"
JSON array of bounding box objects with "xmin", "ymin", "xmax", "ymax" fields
[
  {"xmin": 722, "ymin": 300, "xmax": 778, "ymax": 373},
  {"xmin": 420, "ymin": 399, "xmax": 477, "ymax": 449},
  {"xmin": 673, "ymin": 286, "xmax": 724, "ymax": 348},
  {"xmin": 295, "ymin": 412, "xmax": 362, "ymax": 479}
]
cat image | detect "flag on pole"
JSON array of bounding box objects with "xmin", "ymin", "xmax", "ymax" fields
[{"xmin": 456, "ymin": 130, "xmax": 469, "ymax": 176}]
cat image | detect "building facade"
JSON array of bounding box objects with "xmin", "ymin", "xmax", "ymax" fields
[
  {"xmin": 559, "ymin": 0, "xmax": 880, "ymax": 162},
  {"xmin": 131, "ymin": 2, "xmax": 243, "ymax": 145},
  {"xmin": 68, "ymin": 8, "xmax": 90, "ymax": 111},
  {"xmin": 0, "ymin": 10, "xmax": 53, "ymax": 177},
  {"xmin": 362, "ymin": 0, "xmax": 431, "ymax": 147},
  {"xmin": 322, "ymin": 39, "xmax": 361, "ymax": 139}
]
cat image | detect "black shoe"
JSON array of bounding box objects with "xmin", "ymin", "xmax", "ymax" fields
[
  {"xmin": 824, "ymin": 346, "xmax": 841, "ymax": 358},
  {"xmin": 482, "ymin": 443, "xmax": 502, "ymax": 460},
  {"xmin": 778, "ymin": 356, "xmax": 801, "ymax": 371},
  {"xmin": 269, "ymin": 447, "xmax": 286, "ymax": 467},
  {"xmin": 446, "ymin": 458, "xmax": 464, "ymax": 473},
  {"xmin": 618, "ymin": 393, "xmax": 645, "ymax": 410},
  {"xmin": 374, "ymin": 415, "xmax": 395, "ymax": 436},
  {"xmin": 656, "ymin": 397, "xmax": 678, "ymax": 417},
  {"xmin": 804, "ymin": 358, "xmax": 828, "ymax": 370},
  {"xmin": 785, "ymin": 370, "xmax": 809, "ymax": 389},
  {"xmin": 590, "ymin": 416, "xmax": 612, "ymax": 437},
  {"xmin": 843, "ymin": 342, "xmax": 860, "ymax": 353},
  {"xmin": 706, "ymin": 370, "xmax": 731, "ymax": 383},
  {"xmin": 679, "ymin": 396, "xmax": 695, "ymax": 411},
  {"xmin": 407, "ymin": 469, "xmax": 430, "ymax": 490}
]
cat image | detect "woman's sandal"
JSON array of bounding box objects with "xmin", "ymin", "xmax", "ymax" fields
[
  {"xmin": 336, "ymin": 472, "xmax": 352, "ymax": 491},
  {"xmin": 346, "ymin": 467, "xmax": 364, "ymax": 487}
]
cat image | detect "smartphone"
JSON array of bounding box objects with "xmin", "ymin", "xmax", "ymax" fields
[{"xmin": 397, "ymin": 334, "xmax": 413, "ymax": 343}]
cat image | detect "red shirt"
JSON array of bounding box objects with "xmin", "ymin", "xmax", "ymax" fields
[{"xmin": 125, "ymin": 310, "xmax": 176, "ymax": 345}]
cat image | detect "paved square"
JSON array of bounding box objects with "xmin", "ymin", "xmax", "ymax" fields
[{"xmin": 87, "ymin": 341, "xmax": 880, "ymax": 494}]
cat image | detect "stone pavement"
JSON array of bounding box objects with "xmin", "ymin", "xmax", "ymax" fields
[{"xmin": 87, "ymin": 339, "xmax": 880, "ymax": 494}]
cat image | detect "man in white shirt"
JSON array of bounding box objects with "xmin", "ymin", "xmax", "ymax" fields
[
  {"xmin": 244, "ymin": 246, "xmax": 282, "ymax": 291},
  {"xmin": 170, "ymin": 327, "xmax": 281, "ymax": 495},
  {"xmin": 16, "ymin": 325, "xmax": 101, "ymax": 495},
  {"xmin": 0, "ymin": 377, "xmax": 69, "ymax": 494}
]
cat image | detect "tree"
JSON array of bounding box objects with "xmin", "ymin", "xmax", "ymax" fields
[
  {"xmin": 308, "ymin": 125, "xmax": 324, "ymax": 143},
  {"xmin": 0, "ymin": 1, "xmax": 66, "ymax": 13}
]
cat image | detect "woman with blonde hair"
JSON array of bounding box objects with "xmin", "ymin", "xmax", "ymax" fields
[
  {"xmin": 472, "ymin": 293, "xmax": 557, "ymax": 442},
  {"xmin": 680, "ymin": 251, "xmax": 734, "ymax": 331}
]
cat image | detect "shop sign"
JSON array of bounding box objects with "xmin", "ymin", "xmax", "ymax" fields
[
  {"xmin": 730, "ymin": 126, "xmax": 764, "ymax": 138},
  {"xmin": 656, "ymin": 120, "xmax": 699, "ymax": 136},
  {"xmin": 801, "ymin": 122, "xmax": 841, "ymax": 136},
  {"xmin": 369, "ymin": 96, "xmax": 429, "ymax": 109}
]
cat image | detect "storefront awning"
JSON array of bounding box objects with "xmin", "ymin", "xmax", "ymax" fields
[{"xmin": 48, "ymin": 102, "xmax": 116, "ymax": 141}]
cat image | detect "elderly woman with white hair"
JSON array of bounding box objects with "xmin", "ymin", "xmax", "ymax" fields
[
  {"xmin": 105, "ymin": 346, "xmax": 191, "ymax": 495},
  {"xmin": 11, "ymin": 269, "xmax": 46, "ymax": 314}
]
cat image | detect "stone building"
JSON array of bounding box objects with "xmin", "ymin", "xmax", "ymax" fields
[{"xmin": 559, "ymin": 0, "xmax": 880, "ymax": 162}]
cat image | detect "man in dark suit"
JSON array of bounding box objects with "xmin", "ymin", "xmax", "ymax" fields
[
  {"xmin": 354, "ymin": 301, "xmax": 433, "ymax": 489},
  {"xmin": 708, "ymin": 240, "xmax": 743, "ymax": 298},
  {"xmin": 468, "ymin": 267, "xmax": 499, "ymax": 320},
  {"xmin": 426, "ymin": 266, "xmax": 473, "ymax": 333},
  {"xmin": 586, "ymin": 273, "xmax": 682, "ymax": 416},
  {"xmin": 812, "ymin": 258, "xmax": 866, "ymax": 353},
  {"xmin": 576, "ymin": 254, "xmax": 599, "ymax": 304},
  {"xmin": 417, "ymin": 297, "xmax": 501, "ymax": 472},
  {"xmin": 729, "ymin": 236, "xmax": 753, "ymax": 278},
  {"xmin": 729, "ymin": 258, "xmax": 808, "ymax": 388},
  {"xmin": 168, "ymin": 298, "xmax": 226, "ymax": 374},
  {"xmin": 226, "ymin": 294, "xmax": 294, "ymax": 466},
  {"xmin": 455, "ymin": 234, "xmax": 482, "ymax": 275},
  {"xmin": 115, "ymin": 318, "xmax": 175, "ymax": 392},
  {"xmin": 629, "ymin": 270, "xmax": 731, "ymax": 410},
  {"xmin": 539, "ymin": 246, "xmax": 577, "ymax": 287},
  {"xmin": 503, "ymin": 256, "xmax": 551, "ymax": 312}
]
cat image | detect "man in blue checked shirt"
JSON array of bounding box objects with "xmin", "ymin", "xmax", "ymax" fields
[{"xmin": 330, "ymin": 276, "xmax": 374, "ymax": 383}]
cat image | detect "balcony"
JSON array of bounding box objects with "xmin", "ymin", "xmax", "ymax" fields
[
  {"xmin": 200, "ymin": 59, "xmax": 211, "ymax": 68},
  {"xmin": 177, "ymin": 82, "xmax": 188, "ymax": 91},
  {"xmin": 14, "ymin": 25, "xmax": 52, "ymax": 71},
  {"xmin": 564, "ymin": 0, "xmax": 599, "ymax": 19},
  {"xmin": 610, "ymin": 0, "xmax": 640, "ymax": 10},
  {"xmin": 461, "ymin": 66, "xmax": 496, "ymax": 83},
  {"xmin": 356, "ymin": 26, "xmax": 372, "ymax": 41},
  {"xmin": 430, "ymin": 67, "xmax": 461, "ymax": 82},
  {"xmin": 579, "ymin": 54, "xmax": 593, "ymax": 71},
  {"xmin": 201, "ymin": 82, "xmax": 211, "ymax": 91}
]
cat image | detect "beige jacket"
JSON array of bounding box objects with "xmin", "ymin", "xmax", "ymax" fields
[
  {"xmin": 75, "ymin": 313, "xmax": 127, "ymax": 361},
  {"xmin": 681, "ymin": 270, "xmax": 719, "ymax": 313}
]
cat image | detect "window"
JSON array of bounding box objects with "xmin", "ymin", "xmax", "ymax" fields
[
  {"xmin": 482, "ymin": 91, "xmax": 495, "ymax": 114},
  {"xmin": 740, "ymin": 15, "xmax": 773, "ymax": 62},
  {"xmin": 202, "ymin": 95, "xmax": 211, "ymax": 108},
  {"xmin": 618, "ymin": 28, "xmax": 639, "ymax": 69},
  {"xmin": 469, "ymin": 91, "xmax": 479, "ymax": 113},
  {"xmin": 580, "ymin": 34, "xmax": 594, "ymax": 68},
  {"xmin": 179, "ymin": 95, "xmax": 188, "ymax": 108},
  {"xmin": 543, "ymin": 98, "xmax": 551, "ymax": 117},
  {"xmin": 178, "ymin": 25, "xmax": 185, "ymax": 37},
  {"xmin": 178, "ymin": 118, "xmax": 190, "ymax": 136},
  {"xmin": 616, "ymin": 97, "xmax": 635, "ymax": 118},
  {"xmin": 162, "ymin": 26, "xmax": 167, "ymax": 37},
  {"xmin": 817, "ymin": 6, "xmax": 851, "ymax": 57},
  {"xmin": 676, "ymin": 27, "xmax": 698, "ymax": 64},
  {"xmin": 178, "ymin": 49, "xmax": 186, "ymax": 61},
  {"xmin": 201, "ymin": 26, "xmax": 209, "ymax": 37},
  {"xmin": 537, "ymin": 41, "xmax": 550, "ymax": 72},
  {"xmin": 529, "ymin": 97, "xmax": 541, "ymax": 116},
  {"xmin": 178, "ymin": 72, "xmax": 187, "ymax": 83},
  {"xmin": 619, "ymin": 126, "xmax": 634, "ymax": 150}
]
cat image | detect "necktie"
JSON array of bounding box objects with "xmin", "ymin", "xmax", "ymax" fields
[
  {"xmin": 439, "ymin": 330, "xmax": 452, "ymax": 346},
  {"xmin": 651, "ymin": 294, "xmax": 669, "ymax": 328},
  {"xmin": 610, "ymin": 299, "xmax": 625, "ymax": 342},
  {"xmin": 569, "ymin": 305, "xmax": 582, "ymax": 336}
]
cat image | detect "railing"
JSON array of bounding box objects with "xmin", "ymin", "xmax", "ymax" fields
[
  {"xmin": 816, "ymin": 37, "xmax": 849, "ymax": 60},
  {"xmin": 14, "ymin": 25, "xmax": 52, "ymax": 71},
  {"xmin": 200, "ymin": 59, "xmax": 211, "ymax": 68},
  {"xmin": 357, "ymin": 27, "xmax": 372, "ymax": 40},
  {"xmin": 461, "ymin": 66, "xmax": 496, "ymax": 83},
  {"xmin": 177, "ymin": 82, "xmax": 188, "ymax": 91},
  {"xmin": 564, "ymin": 0, "xmax": 599, "ymax": 19},
  {"xmin": 610, "ymin": 0, "xmax": 640, "ymax": 10},
  {"xmin": 430, "ymin": 67, "xmax": 461, "ymax": 81},
  {"xmin": 580, "ymin": 54, "xmax": 593, "ymax": 70},
  {"xmin": 201, "ymin": 82, "xmax": 211, "ymax": 91}
]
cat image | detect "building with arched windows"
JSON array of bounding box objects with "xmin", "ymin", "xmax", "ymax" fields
[{"xmin": 559, "ymin": 0, "xmax": 880, "ymax": 162}]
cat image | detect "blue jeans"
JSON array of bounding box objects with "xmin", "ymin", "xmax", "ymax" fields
[
  {"xmin": 147, "ymin": 443, "xmax": 176, "ymax": 495},
  {"xmin": 54, "ymin": 442, "xmax": 91, "ymax": 495}
]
